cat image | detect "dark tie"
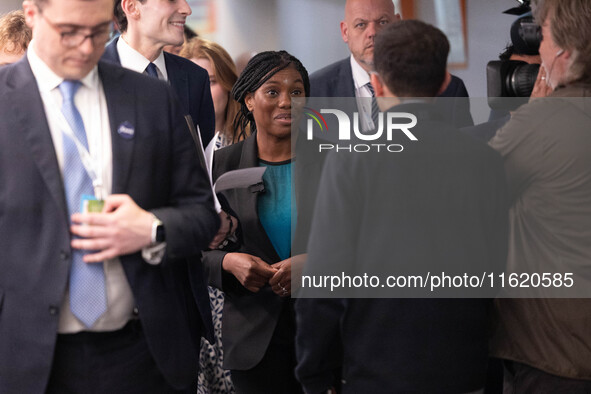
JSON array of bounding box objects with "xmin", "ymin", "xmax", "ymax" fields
[
  {"xmin": 60, "ymin": 80, "xmax": 107, "ymax": 327},
  {"xmin": 366, "ymin": 82, "xmax": 380, "ymax": 128},
  {"xmin": 145, "ymin": 62, "xmax": 159, "ymax": 78}
]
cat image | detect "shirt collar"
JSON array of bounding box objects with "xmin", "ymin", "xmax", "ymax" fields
[
  {"xmin": 350, "ymin": 54, "xmax": 371, "ymax": 90},
  {"xmin": 117, "ymin": 36, "xmax": 168, "ymax": 81},
  {"xmin": 27, "ymin": 40, "xmax": 99, "ymax": 93}
]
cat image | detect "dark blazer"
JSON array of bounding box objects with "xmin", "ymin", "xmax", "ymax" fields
[
  {"xmin": 309, "ymin": 57, "xmax": 474, "ymax": 127},
  {"xmin": 202, "ymin": 132, "xmax": 324, "ymax": 370},
  {"xmin": 102, "ymin": 37, "xmax": 215, "ymax": 146},
  {"xmin": 295, "ymin": 103, "xmax": 508, "ymax": 393},
  {"xmin": 309, "ymin": 57, "xmax": 356, "ymax": 98},
  {"xmin": 0, "ymin": 58, "xmax": 218, "ymax": 393},
  {"xmin": 461, "ymin": 114, "xmax": 511, "ymax": 142}
]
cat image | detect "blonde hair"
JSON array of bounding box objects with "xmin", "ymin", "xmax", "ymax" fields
[
  {"xmin": 180, "ymin": 38, "xmax": 246, "ymax": 143},
  {"xmin": 0, "ymin": 10, "xmax": 32, "ymax": 55}
]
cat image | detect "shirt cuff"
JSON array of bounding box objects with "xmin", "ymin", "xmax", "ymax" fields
[{"xmin": 142, "ymin": 242, "xmax": 166, "ymax": 265}]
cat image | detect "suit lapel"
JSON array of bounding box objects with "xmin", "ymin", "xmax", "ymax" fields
[
  {"xmin": 338, "ymin": 58, "xmax": 356, "ymax": 97},
  {"xmin": 238, "ymin": 131, "xmax": 259, "ymax": 169},
  {"xmin": 164, "ymin": 53, "xmax": 190, "ymax": 115},
  {"xmin": 101, "ymin": 37, "xmax": 122, "ymax": 65},
  {"xmin": 11, "ymin": 58, "xmax": 69, "ymax": 225},
  {"xmin": 237, "ymin": 133, "xmax": 281, "ymax": 263},
  {"xmin": 99, "ymin": 61, "xmax": 136, "ymax": 194}
]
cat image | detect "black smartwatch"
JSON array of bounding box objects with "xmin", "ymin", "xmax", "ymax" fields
[{"xmin": 151, "ymin": 216, "xmax": 166, "ymax": 243}]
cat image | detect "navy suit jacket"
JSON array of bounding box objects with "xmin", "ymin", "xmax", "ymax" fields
[
  {"xmin": 102, "ymin": 37, "xmax": 215, "ymax": 146},
  {"xmin": 309, "ymin": 57, "xmax": 474, "ymax": 127},
  {"xmin": 0, "ymin": 58, "xmax": 218, "ymax": 393}
]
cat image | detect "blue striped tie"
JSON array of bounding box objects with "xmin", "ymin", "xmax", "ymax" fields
[
  {"xmin": 366, "ymin": 82, "xmax": 380, "ymax": 129},
  {"xmin": 60, "ymin": 80, "xmax": 107, "ymax": 328}
]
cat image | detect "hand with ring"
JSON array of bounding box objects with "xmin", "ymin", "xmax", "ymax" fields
[
  {"xmin": 279, "ymin": 282, "xmax": 288, "ymax": 296},
  {"xmin": 530, "ymin": 66, "xmax": 553, "ymax": 101},
  {"xmin": 269, "ymin": 258, "xmax": 292, "ymax": 297}
]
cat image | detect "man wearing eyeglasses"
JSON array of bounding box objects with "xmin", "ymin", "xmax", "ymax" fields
[
  {"xmin": 102, "ymin": 0, "xmax": 215, "ymax": 147},
  {"xmin": 0, "ymin": 0, "xmax": 218, "ymax": 392}
]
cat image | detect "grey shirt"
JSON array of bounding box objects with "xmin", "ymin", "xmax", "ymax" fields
[{"xmin": 489, "ymin": 84, "xmax": 591, "ymax": 379}]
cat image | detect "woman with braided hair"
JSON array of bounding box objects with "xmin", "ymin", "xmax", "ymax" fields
[{"xmin": 202, "ymin": 50, "xmax": 321, "ymax": 393}]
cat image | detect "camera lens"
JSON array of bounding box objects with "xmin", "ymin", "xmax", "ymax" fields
[{"xmin": 507, "ymin": 63, "xmax": 540, "ymax": 96}]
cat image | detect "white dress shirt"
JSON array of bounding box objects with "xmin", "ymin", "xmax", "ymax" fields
[
  {"xmin": 28, "ymin": 44, "xmax": 135, "ymax": 333},
  {"xmin": 350, "ymin": 55, "xmax": 376, "ymax": 132},
  {"xmin": 117, "ymin": 36, "xmax": 168, "ymax": 81}
]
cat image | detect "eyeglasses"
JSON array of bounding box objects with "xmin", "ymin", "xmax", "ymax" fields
[{"xmin": 39, "ymin": 11, "xmax": 112, "ymax": 48}]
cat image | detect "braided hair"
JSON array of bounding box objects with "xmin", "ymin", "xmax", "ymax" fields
[{"xmin": 231, "ymin": 50, "xmax": 310, "ymax": 141}]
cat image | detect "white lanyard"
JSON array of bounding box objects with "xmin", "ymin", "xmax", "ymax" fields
[{"xmin": 42, "ymin": 87, "xmax": 105, "ymax": 200}]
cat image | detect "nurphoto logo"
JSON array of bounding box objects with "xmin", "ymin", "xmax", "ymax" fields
[{"xmin": 304, "ymin": 107, "xmax": 418, "ymax": 153}]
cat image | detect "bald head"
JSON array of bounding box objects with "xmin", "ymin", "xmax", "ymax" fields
[
  {"xmin": 341, "ymin": 0, "xmax": 399, "ymax": 72},
  {"xmin": 344, "ymin": 0, "xmax": 395, "ymax": 19}
]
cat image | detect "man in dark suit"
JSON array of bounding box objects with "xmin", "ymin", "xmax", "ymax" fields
[
  {"xmin": 295, "ymin": 20, "xmax": 508, "ymax": 393},
  {"xmin": 310, "ymin": 0, "xmax": 473, "ymax": 129},
  {"xmin": 102, "ymin": 0, "xmax": 215, "ymax": 146},
  {"xmin": 0, "ymin": 0, "xmax": 218, "ymax": 392}
]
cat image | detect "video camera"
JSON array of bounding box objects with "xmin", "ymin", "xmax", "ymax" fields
[{"xmin": 487, "ymin": 0, "xmax": 541, "ymax": 110}]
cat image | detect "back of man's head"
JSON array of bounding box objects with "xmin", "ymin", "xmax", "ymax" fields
[{"xmin": 374, "ymin": 20, "xmax": 449, "ymax": 97}]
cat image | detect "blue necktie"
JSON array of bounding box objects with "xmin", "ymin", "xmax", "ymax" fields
[
  {"xmin": 60, "ymin": 80, "xmax": 107, "ymax": 328},
  {"xmin": 366, "ymin": 82, "xmax": 380, "ymax": 128},
  {"xmin": 145, "ymin": 62, "xmax": 159, "ymax": 78}
]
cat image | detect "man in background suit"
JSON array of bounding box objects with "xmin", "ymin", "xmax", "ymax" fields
[
  {"xmin": 310, "ymin": 0, "xmax": 473, "ymax": 129},
  {"xmin": 296, "ymin": 20, "xmax": 507, "ymax": 393},
  {"xmin": 103, "ymin": 0, "xmax": 215, "ymax": 146},
  {"xmin": 0, "ymin": 0, "xmax": 218, "ymax": 392}
]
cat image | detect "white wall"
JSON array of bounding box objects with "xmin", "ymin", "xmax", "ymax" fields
[
  {"xmin": 0, "ymin": 0, "xmax": 23, "ymax": 15},
  {"xmin": 215, "ymin": 0, "xmax": 349, "ymax": 75},
  {"xmin": 214, "ymin": 0, "xmax": 520, "ymax": 100},
  {"xmin": 276, "ymin": 0, "xmax": 349, "ymax": 74},
  {"xmin": 452, "ymin": 0, "xmax": 517, "ymax": 98},
  {"xmin": 215, "ymin": 0, "xmax": 279, "ymax": 59}
]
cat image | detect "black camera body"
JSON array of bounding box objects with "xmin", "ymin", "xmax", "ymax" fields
[
  {"xmin": 487, "ymin": 1, "xmax": 541, "ymax": 111},
  {"xmin": 487, "ymin": 60, "xmax": 540, "ymax": 111}
]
